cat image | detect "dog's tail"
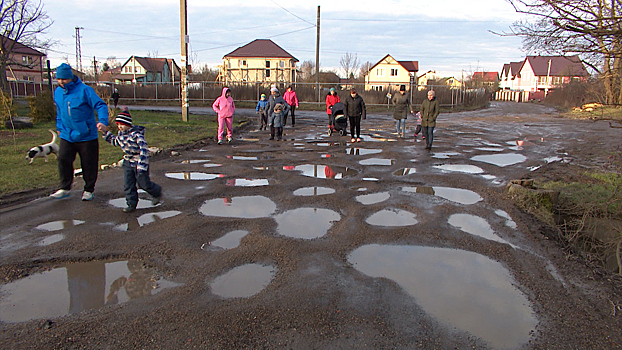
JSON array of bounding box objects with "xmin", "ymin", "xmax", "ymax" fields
[{"xmin": 48, "ymin": 129, "xmax": 58, "ymax": 143}]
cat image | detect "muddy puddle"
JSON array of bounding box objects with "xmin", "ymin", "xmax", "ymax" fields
[
  {"xmin": 293, "ymin": 187, "xmax": 335, "ymax": 196},
  {"xmin": 345, "ymin": 148, "xmax": 382, "ymax": 156},
  {"xmin": 37, "ymin": 234, "xmax": 65, "ymax": 246},
  {"xmin": 284, "ymin": 164, "xmax": 358, "ymax": 179},
  {"xmin": 199, "ymin": 196, "xmax": 277, "ymax": 218},
  {"xmin": 0, "ymin": 260, "xmax": 180, "ymax": 323},
  {"xmin": 225, "ymin": 179, "xmax": 269, "ymax": 187},
  {"xmin": 274, "ymin": 208, "xmax": 341, "ymax": 239},
  {"xmin": 431, "ymin": 152, "xmax": 461, "ymax": 159},
  {"xmin": 348, "ymin": 244, "xmax": 537, "ymax": 349},
  {"xmin": 495, "ymin": 209, "xmax": 518, "ymax": 229},
  {"xmin": 108, "ymin": 198, "xmax": 161, "ymax": 210},
  {"xmin": 209, "ymin": 263, "xmax": 276, "ymax": 298},
  {"xmin": 355, "ymin": 192, "xmax": 390, "ymax": 205},
  {"xmin": 448, "ymin": 213, "xmax": 510, "ymax": 245},
  {"xmin": 203, "ymin": 230, "xmax": 249, "ymax": 250},
  {"xmin": 366, "ymin": 209, "xmax": 418, "ymax": 226},
  {"xmin": 36, "ymin": 220, "xmax": 85, "ymax": 231},
  {"xmin": 433, "ymin": 164, "xmax": 485, "ymax": 174},
  {"xmin": 471, "ymin": 153, "xmax": 527, "ymax": 167},
  {"xmin": 402, "ymin": 186, "xmax": 482, "ymax": 205},
  {"xmin": 165, "ymin": 172, "xmax": 224, "ymax": 180},
  {"xmin": 393, "ymin": 168, "xmax": 417, "ymax": 176},
  {"xmin": 110, "ymin": 211, "xmax": 182, "ymax": 231},
  {"xmin": 359, "ymin": 158, "xmax": 395, "ymax": 166}
]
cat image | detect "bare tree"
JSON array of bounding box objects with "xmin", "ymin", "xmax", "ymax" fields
[
  {"xmin": 340, "ymin": 52, "xmax": 359, "ymax": 79},
  {"xmin": 358, "ymin": 61, "xmax": 373, "ymax": 80},
  {"xmin": 189, "ymin": 64, "xmax": 218, "ymax": 82},
  {"xmin": 504, "ymin": 0, "xmax": 622, "ymax": 104},
  {"xmin": 0, "ymin": 0, "xmax": 53, "ymax": 91},
  {"xmin": 147, "ymin": 50, "xmax": 159, "ymax": 58},
  {"xmin": 299, "ymin": 60, "xmax": 315, "ymax": 81}
]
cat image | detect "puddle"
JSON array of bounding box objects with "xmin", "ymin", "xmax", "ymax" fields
[
  {"xmin": 448, "ymin": 213, "xmax": 509, "ymax": 245},
  {"xmin": 433, "ymin": 164, "xmax": 484, "ymax": 174},
  {"xmin": 495, "ymin": 209, "xmax": 518, "ymax": 229},
  {"xmin": 209, "ymin": 263, "xmax": 276, "ymax": 298},
  {"xmin": 366, "ymin": 209, "xmax": 418, "ymax": 226},
  {"xmin": 431, "ymin": 152, "xmax": 461, "ymax": 159},
  {"xmin": 108, "ymin": 198, "xmax": 160, "ymax": 209},
  {"xmin": 274, "ymin": 208, "xmax": 341, "ymax": 239},
  {"xmin": 36, "ymin": 220, "xmax": 85, "ymax": 232},
  {"xmin": 165, "ymin": 172, "xmax": 224, "ymax": 180},
  {"xmin": 351, "ymin": 186, "xmax": 368, "ymax": 192},
  {"xmin": 204, "ymin": 230, "xmax": 249, "ymax": 250},
  {"xmin": 227, "ymin": 155, "xmax": 259, "ymax": 161},
  {"xmin": 179, "ymin": 159, "xmax": 210, "ymax": 164},
  {"xmin": 284, "ymin": 164, "xmax": 358, "ymax": 179},
  {"xmin": 293, "ymin": 187, "xmax": 335, "ymax": 196},
  {"xmin": 402, "ymin": 186, "xmax": 483, "ymax": 205},
  {"xmin": 37, "ymin": 234, "xmax": 65, "ymax": 246},
  {"xmin": 199, "ymin": 196, "xmax": 277, "ymax": 218},
  {"xmin": 348, "ymin": 244, "xmax": 537, "ymax": 349},
  {"xmin": 544, "ymin": 156, "xmax": 562, "ymax": 163},
  {"xmin": 0, "ymin": 260, "xmax": 180, "ymax": 323},
  {"xmin": 320, "ymin": 154, "xmax": 332, "ymax": 158},
  {"xmin": 202, "ymin": 163, "xmax": 222, "ymax": 168},
  {"xmin": 359, "ymin": 158, "xmax": 395, "ymax": 166},
  {"xmin": 471, "ymin": 153, "xmax": 527, "ymax": 167},
  {"xmin": 345, "ymin": 148, "xmax": 382, "ymax": 156},
  {"xmin": 137, "ymin": 211, "xmax": 182, "ymax": 227},
  {"xmin": 393, "ymin": 168, "xmax": 416, "ymax": 176},
  {"xmin": 356, "ymin": 192, "xmax": 390, "ymax": 205},
  {"xmin": 225, "ymin": 179, "xmax": 269, "ymax": 187},
  {"xmin": 362, "ymin": 177, "xmax": 379, "ymax": 181},
  {"xmin": 253, "ymin": 166, "xmax": 271, "ymax": 171},
  {"xmin": 474, "ymin": 147, "xmax": 505, "ymax": 152}
]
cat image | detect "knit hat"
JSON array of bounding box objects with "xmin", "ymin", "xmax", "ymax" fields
[
  {"xmin": 274, "ymin": 103, "xmax": 283, "ymax": 111},
  {"xmin": 56, "ymin": 63, "xmax": 73, "ymax": 79},
  {"xmin": 330, "ymin": 87, "xmax": 336, "ymax": 92},
  {"xmin": 261, "ymin": 93, "xmax": 266, "ymax": 99},
  {"xmin": 115, "ymin": 111, "xmax": 132, "ymax": 126},
  {"xmin": 399, "ymin": 84, "xmax": 406, "ymax": 91},
  {"xmin": 270, "ymin": 86, "xmax": 278, "ymax": 93}
]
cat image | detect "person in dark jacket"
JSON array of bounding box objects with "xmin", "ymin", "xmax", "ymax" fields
[
  {"xmin": 420, "ymin": 90, "xmax": 440, "ymax": 149},
  {"xmin": 51, "ymin": 63, "xmax": 109, "ymax": 201},
  {"xmin": 392, "ymin": 84, "xmax": 414, "ymax": 138},
  {"xmin": 343, "ymin": 88, "xmax": 366, "ymax": 143},
  {"xmin": 266, "ymin": 87, "xmax": 290, "ymax": 129}
]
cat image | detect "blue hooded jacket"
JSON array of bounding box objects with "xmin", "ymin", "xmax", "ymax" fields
[{"xmin": 55, "ymin": 76, "xmax": 109, "ymax": 143}]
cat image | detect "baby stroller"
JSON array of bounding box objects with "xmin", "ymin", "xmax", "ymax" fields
[{"xmin": 328, "ymin": 102, "xmax": 348, "ymax": 136}]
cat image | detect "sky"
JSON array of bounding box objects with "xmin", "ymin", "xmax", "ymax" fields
[{"xmin": 41, "ymin": 0, "xmax": 530, "ymax": 78}]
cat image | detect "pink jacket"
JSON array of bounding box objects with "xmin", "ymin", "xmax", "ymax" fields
[
  {"xmin": 283, "ymin": 90, "xmax": 299, "ymax": 107},
  {"xmin": 212, "ymin": 87, "xmax": 235, "ymax": 118}
]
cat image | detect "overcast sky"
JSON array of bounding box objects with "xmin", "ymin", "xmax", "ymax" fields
[{"xmin": 42, "ymin": 0, "xmax": 529, "ymax": 78}]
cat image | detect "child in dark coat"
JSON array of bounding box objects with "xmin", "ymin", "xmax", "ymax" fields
[
  {"xmin": 102, "ymin": 110, "xmax": 162, "ymax": 213},
  {"xmin": 269, "ymin": 103, "xmax": 285, "ymax": 141}
]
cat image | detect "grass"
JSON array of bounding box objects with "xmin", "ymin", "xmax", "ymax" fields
[
  {"xmin": 565, "ymin": 105, "xmax": 622, "ymax": 122},
  {"xmin": 0, "ymin": 110, "xmax": 245, "ymax": 196}
]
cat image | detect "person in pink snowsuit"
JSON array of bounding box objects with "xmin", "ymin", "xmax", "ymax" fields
[{"xmin": 212, "ymin": 87, "xmax": 235, "ymax": 144}]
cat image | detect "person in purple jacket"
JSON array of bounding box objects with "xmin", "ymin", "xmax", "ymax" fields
[{"xmin": 212, "ymin": 87, "xmax": 235, "ymax": 145}]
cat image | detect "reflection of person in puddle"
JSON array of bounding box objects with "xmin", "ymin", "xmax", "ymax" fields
[
  {"xmin": 67, "ymin": 261, "xmax": 106, "ymax": 314},
  {"xmin": 223, "ymin": 197, "xmax": 233, "ymax": 205},
  {"xmin": 324, "ymin": 165, "xmax": 337, "ymax": 179},
  {"xmin": 349, "ymin": 148, "xmax": 360, "ymax": 156},
  {"xmin": 106, "ymin": 261, "xmax": 155, "ymax": 305}
]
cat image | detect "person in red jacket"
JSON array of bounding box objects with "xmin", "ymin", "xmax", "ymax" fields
[
  {"xmin": 283, "ymin": 85, "xmax": 299, "ymax": 127},
  {"xmin": 325, "ymin": 87, "xmax": 340, "ymax": 131}
]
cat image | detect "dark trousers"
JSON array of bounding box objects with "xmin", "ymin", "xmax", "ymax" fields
[
  {"xmin": 414, "ymin": 125, "xmax": 422, "ymax": 135},
  {"xmin": 123, "ymin": 160, "xmax": 161, "ymax": 208},
  {"xmin": 58, "ymin": 138, "xmax": 99, "ymax": 193},
  {"xmin": 259, "ymin": 111, "xmax": 267, "ymax": 129},
  {"xmin": 288, "ymin": 106, "xmax": 296, "ymax": 126},
  {"xmin": 270, "ymin": 126, "xmax": 283, "ymax": 140},
  {"xmin": 349, "ymin": 115, "xmax": 361, "ymax": 138},
  {"xmin": 423, "ymin": 126, "xmax": 435, "ymax": 147}
]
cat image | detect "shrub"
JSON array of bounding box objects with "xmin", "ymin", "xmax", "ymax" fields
[
  {"xmin": 27, "ymin": 91, "xmax": 56, "ymax": 123},
  {"xmin": 0, "ymin": 90, "xmax": 16, "ymax": 125}
]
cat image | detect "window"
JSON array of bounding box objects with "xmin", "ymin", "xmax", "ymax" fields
[
  {"xmin": 22, "ymin": 56, "xmax": 33, "ymax": 64},
  {"xmin": 266, "ymin": 61, "xmax": 271, "ymax": 68},
  {"xmin": 243, "ymin": 60, "xmax": 246, "ymax": 66},
  {"xmin": 376, "ymin": 68, "xmax": 385, "ymax": 76},
  {"xmin": 538, "ymin": 76, "xmax": 547, "ymax": 84},
  {"xmin": 266, "ymin": 69, "xmax": 271, "ymax": 78},
  {"xmin": 280, "ymin": 61, "xmax": 284, "ymax": 68},
  {"xmin": 372, "ymin": 85, "xmax": 383, "ymax": 91},
  {"xmin": 390, "ymin": 68, "xmax": 398, "ymax": 76}
]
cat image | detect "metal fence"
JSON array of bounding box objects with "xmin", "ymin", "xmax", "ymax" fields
[{"xmin": 9, "ymin": 80, "xmax": 490, "ymax": 109}]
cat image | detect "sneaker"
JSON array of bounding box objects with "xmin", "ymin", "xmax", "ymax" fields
[
  {"xmin": 217, "ymin": 139, "xmax": 223, "ymax": 145},
  {"xmin": 351, "ymin": 138, "xmax": 356, "ymax": 143},
  {"xmin": 356, "ymin": 138, "xmax": 361, "ymax": 142},
  {"xmin": 227, "ymin": 136, "xmax": 232, "ymax": 143},
  {"xmin": 151, "ymin": 195, "xmax": 162, "ymax": 205},
  {"xmin": 81, "ymin": 191, "xmax": 94, "ymax": 201},
  {"xmin": 123, "ymin": 206, "xmax": 136, "ymax": 213},
  {"xmin": 50, "ymin": 189, "xmax": 70, "ymax": 199}
]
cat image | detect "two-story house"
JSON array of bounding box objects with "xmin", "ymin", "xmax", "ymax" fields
[
  {"xmin": 2, "ymin": 36, "xmax": 46, "ymax": 83},
  {"xmin": 364, "ymin": 54, "xmax": 418, "ymax": 92},
  {"xmin": 471, "ymin": 72, "xmax": 499, "ymax": 89},
  {"xmin": 116, "ymin": 56, "xmax": 180, "ymax": 84},
  {"xmin": 218, "ymin": 39, "xmax": 298, "ymax": 84},
  {"xmin": 499, "ymin": 61, "xmax": 523, "ymax": 90},
  {"xmin": 506, "ymin": 56, "xmax": 588, "ymax": 92}
]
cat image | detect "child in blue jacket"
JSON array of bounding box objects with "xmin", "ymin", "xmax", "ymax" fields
[
  {"xmin": 256, "ymin": 93, "xmax": 268, "ymax": 130},
  {"xmin": 102, "ymin": 110, "xmax": 162, "ymax": 213}
]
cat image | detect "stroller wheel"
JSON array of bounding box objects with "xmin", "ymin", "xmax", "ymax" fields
[
  {"xmin": 339, "ymin": 129, "xmax": 346, "ymax": 136},
  {"xmin": 328, "ymin": 128, "xmax": 333, "ymax": 136}
]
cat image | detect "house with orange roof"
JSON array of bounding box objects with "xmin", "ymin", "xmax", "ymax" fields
[
  {"xmin": 218, "ymin": 39, "xmax": 298, "ymax": 84},
  {"xmin": 364, "ymin": 54, "xmax": 418, "ymax": 92},
  {"xmin": 471, "ymin": 71, "xmax": 499, "ymax": 89}
]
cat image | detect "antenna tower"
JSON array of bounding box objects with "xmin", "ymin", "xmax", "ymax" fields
[{"xmin": 74, "ymin": 26, "xmax": 84, "ymax": 71}]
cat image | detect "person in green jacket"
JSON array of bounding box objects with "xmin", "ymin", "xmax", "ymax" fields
[
  {"xmin": 391, "ymin": 85, "xmax": 413, "ymax": 138},
  {"xmin": 420, "ymin": 90, "xmax": 439, "ymax": 150}
]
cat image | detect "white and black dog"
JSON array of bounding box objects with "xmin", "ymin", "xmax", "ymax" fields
[{"xmin": 26, "ymin": 129, "xmax": 59, "ymax": 164}]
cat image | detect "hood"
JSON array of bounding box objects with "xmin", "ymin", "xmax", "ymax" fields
[
  {"xmin": 221, "ymin": 87, "xmax": 230, "ymax": 97},
  {"xmin": 62, "ymin": 75, "xmax": 81, "ymax": 92},
  {"xmin": 121, "ymin": 125, "xmax": 145, "ymax": 135}
]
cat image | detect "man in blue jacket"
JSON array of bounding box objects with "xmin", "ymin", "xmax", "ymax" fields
[{"xmin": 51, "ymin": 63, "xmax": 109, "ymax": 201}]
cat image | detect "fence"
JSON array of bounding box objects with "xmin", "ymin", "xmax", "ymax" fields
[{"xmin": 9, "ymin": 79, "xmax": 490, "ymax": 109}]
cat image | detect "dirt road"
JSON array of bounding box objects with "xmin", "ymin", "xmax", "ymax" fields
[{"xmin": 1, "ymin": 102, "xmax": 621, "ymax": 349}]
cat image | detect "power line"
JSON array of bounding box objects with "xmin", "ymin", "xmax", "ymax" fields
[{"xmin": 270, "ymin": 0, "xmax": 316, "ymax": 26}]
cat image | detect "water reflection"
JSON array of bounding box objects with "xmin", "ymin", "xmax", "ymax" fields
[
  {"xmin": 345, "ymin": 148, "xmax": 382, "ymax": 156},
  {"xmin": 433, "ymin": 164, "xmax": 484, "ymax": 174},
  {"xmin": 37, "ymin": 234, "xmax": 65, "ymax": 246},
  {"xmin": 393, "ymin": 168, "xmax": 416, "ymax": 176},
  {"xmin": 284, "ymin": 164, "xmax": 358, "ymax": 179},
  {"xmin": 348, "ymin": 244, "xmax": 537, "ymax": 349},
  {"xmin": 402, "ymin": 186, "xmax": 482, "ymax": 205},
  {"xmin": 274, "ymin": 208, "xmax": 341, "ymax": 239},
  {"xmin": 199, "ymin": 196, "xmax": 277, "ymax": 218},
  {"xmin": 206, "ymin": 230, "xmax": 249, "ymax": 250},
  {"xmin": 165, "ymin": 172, "xmax": 224, "ymax": 180},
  {"xmin": 225, "ymin": 179, "xmax": 269, "ymax": 187},
  {"xmin": 448, "ymin": 213, "xmax": 509, "ymax": 245},
  {"xmin": 356, "ymin": 192, "xmax": 390, "ymax": 205},
  {"xmin": 209, "ymin": 264, "xmax": 276, "ymax": 298},
  {"xmin": 366, "ymin": 209, "xmax": 418, "ymax": 226},
  {"xmin": 293, "ymin": 187, "xmax": 336, "ymax": 196},
  {"xmin": 471, "ymin": 153, "xmax": 527, "ymax": 167},
  {"xmin": 359, "ymin": 158, "xmax": 395, "ymax": 166},
  {"xmin": 36, "ymin": 220, "xmax": 85, "ymax": 232}
]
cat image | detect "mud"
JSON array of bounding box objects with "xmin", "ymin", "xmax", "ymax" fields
[{"xmin": 1, "ymin": 102, "xmax": 621, "ymax": 349}]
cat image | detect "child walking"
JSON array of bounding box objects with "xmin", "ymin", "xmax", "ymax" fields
[
  {"xmin": 212, "ymin": 87, "xmax": 235, "ymax": 144},
  {"xmin": 269, "ymin": 103, "xmax": 285, "ymax": 141},
  {"xmin": 413, "ymin": 111, "xmax": 422, "ymax": 139},
  {"xmin": 256, "ymin": 93, "xmax": 268, "ymax": 130},
  {"xmin": 102, "ymin": 110, "xmax": 162, "ymax": 213}
]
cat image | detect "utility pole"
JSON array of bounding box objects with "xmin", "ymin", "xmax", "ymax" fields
[
  {"xmin": 93, "ymin": 56, "xmax": 98, "ymax": 82},
  {"xmin": 179, "ymin": 0, "xmax": 189, "ymax": 122},
  {"xmin": 315, "ymin": 6, "xmax": 320, "ymax": 103},
  {"xmin": 74, "ymin": 27, "xmax": 84, "ymax": 72}
]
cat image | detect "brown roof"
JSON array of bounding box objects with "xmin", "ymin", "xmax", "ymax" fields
[
  {"xmin": 524, "ymin": 56, "xmax": 588, "ymax": 77},
  {"xmin": 472, "ymin": 71, "xmax": 499, "ymax": 81},
  {"xmin": 224, "ymin": 39, "xmax": 298, "ymax": 61},
  {"xmin": 397, "ymin": 60, "xmax": 419, "ymax": 72},
  {"xmin": 0, "ymin": 35, "xmax": 45, "ymax": 56}
]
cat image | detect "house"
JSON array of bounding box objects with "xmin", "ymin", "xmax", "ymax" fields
[
  {"xmin": 417, "ymin": 70, "xmax": 439, "ymax": 89},
  {"xmin": 364, "ymin": 54, "xmax": 418, "ymax": 91},
  {"xmin": 499, "ymin": 61, "xmax": 523, "ymax": 90},
  {"xmin": 218, "ymin": 39, "xmax": 298, "ymax": 84},
  {"xmin": 471, "ymin": 72, "xmax": 499, "ymax": 89},
  {"xmin": 439, "ymin": 76, "xmax": 463, "ymax": 89},
  {"xmin": 1, "ymin": 36, "xmax": 46, "ymax": 83},
  {"xmin": 507, "ymin": 56, "xmax": 588, "ymax": 92},
  {"xmin": 116, "ymin": 56, "xmax": 181, "ymax": 84}
]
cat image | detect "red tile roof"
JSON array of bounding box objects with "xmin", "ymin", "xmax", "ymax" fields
[
  {"xmin": 473, "ymin": 71, "xmax": 499, "ymax": 81},
  {"xmin": 224, "ymin": 39, "xmax": 298, "ymax": 61},
  {"xmin": 524, "ymin": 56, "xmax": 588, "ymax": 76}
]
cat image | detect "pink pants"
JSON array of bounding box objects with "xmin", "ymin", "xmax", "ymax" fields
[{"xmin": 218, "ymin": 116, "xmax": 233, "ymax": 140}]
